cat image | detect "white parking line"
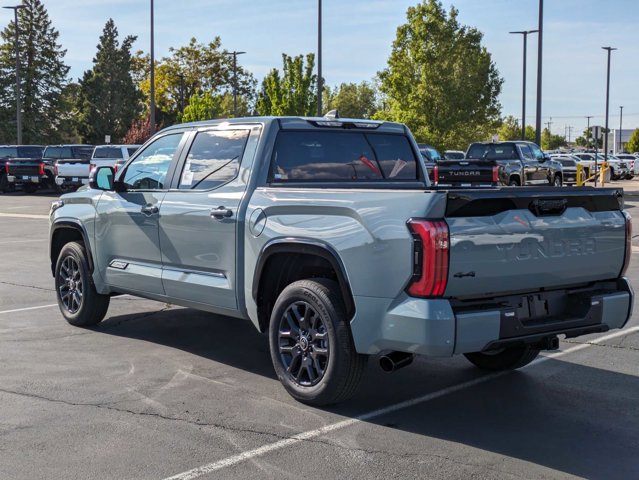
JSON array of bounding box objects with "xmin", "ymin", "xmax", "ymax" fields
[
  {"xmin": 0, "ymin": 212, "xmax": 49, "ymax": 220},
  {"xmin": 0, "ymin": 304, "xmax": 58, "ymax": 315},
  {"xmin": 161, "ymin": 325, "xmax": 639, "ymax": 480}
]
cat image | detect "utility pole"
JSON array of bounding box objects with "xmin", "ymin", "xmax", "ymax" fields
[
  {"xmin": 602, "ymin": 47, "xmax": 617, "ymax": 163},
  {"xmin": 224, "ymin": 51, "xmax": 246, "ymax": 117},
  {"xmin": 619, "ymin": 105, "xmax": 624, "ymax": 153},
  {"xmin": 545, "ymin": 117, "xmax": 552, "ymax": 132},
  {"xmin": 535, "ymin": 0, "xmax": 544, "ymax": 145},
  {"xmin": 3, "ymin": 4, "xmax": 26, "ymax": 145},
  {"xmin": 178, "ymin": 73, "xmax": 185, "ymax": 113},
  {"xmin": 509, "ymin": 29, "xmax": 538, "ymax": 140},
  {"xmin": 586, "ymin": 115, "xmax": 593, "ymax": 148},
  {"xmin": 317, "ymin": 0, "xmax": 323, "ymax": 116},
  {"xmin": 567, "ymin": 126, "xmax": 573, "ymax": 144},
  {"xmin": 150, "ymin": 0, "xmax": 156, "ymax": 135}
]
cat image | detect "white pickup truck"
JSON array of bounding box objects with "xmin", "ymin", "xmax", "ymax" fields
[{"xmin": 56, "ymin": 145, "xmax": 139, "ymax": 192}]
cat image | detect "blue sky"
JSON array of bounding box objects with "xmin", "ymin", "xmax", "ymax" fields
[{"xmin": 1, "ymin": 0, "xmax": 637, "ymax": 136}]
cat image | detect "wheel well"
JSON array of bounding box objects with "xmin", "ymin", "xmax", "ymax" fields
[
  {"xmin": 50, "ymin": 227, "xmax": 89, "ymax": 276},
  {"xmin": 509, "ymin": 174, "xmax": 521, "ymax": 184},
  {"xmin": 255, "ymin": 251, "xmax": 355, "ymax": 333}
]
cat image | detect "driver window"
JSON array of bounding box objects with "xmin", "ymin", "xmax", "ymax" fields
[
  {"xmin": 529, "ymin": 144, "xmax": 545, "ymax": 161},
  {"xmin": 518, "ymin": 144, "xmax": 534, "ymax": 161},
  {"xmin": 122, "ymin": 133, "xmax": 184, "ymax": 190}
]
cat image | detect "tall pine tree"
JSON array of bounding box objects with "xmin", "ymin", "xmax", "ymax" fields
[
  {"xmin": 77, "ymin": 19, "xmax": 141, "ymax": 144},
  {"xmin": 0, "ymin": 0, "xmax": 70, "ymax": 144}
]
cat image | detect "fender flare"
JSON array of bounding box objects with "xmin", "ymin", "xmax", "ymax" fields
[
  {"xmin": 252, "ymin": 238, "xmax": 355, "ymax": 319},
  {"xmin": 50, "ymin": 220, "xmax": 94, "ymax": 275}
]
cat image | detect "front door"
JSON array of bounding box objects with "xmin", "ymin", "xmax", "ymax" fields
[
  {"xmin": 158, "ymin": 127, "xmax": 255, "ymax": 310},
  {"xmin": 95, "ymin": 132, "xmax": 186, "ymax": 295},
  {"xmin": 518, "ymin": 144, "xmax": 538, "ymax": 184}
]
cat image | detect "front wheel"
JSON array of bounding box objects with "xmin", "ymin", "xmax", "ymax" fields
[
  {"xmin": 552, "ymin": 175, "xmax": 562, "ymax": 187},
  {"xmin": 508, "ymin": 178, "xmax": 520, "ymax": 186},
  {"xmin": 55, "ymin": 241, "xmax": 110, "ymax": 327},
  {"xmin": 269, "ymin": 279, "xmax": 367, "ymax": 406},
  {"xmin": 464, "ymin": 345, "xmax": 540, "ymax": 371}
]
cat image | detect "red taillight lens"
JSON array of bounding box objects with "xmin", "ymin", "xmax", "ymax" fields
[
  {"xmin": 38, "ymin": 162, "xmax": 45, "ymax": 176},
  {"xmin": 53, "ymin": 162, "xmax": 58, "ymax": 176},
  {"xmin": 5, "ymin": 162, "xmax": 9, "ymax": 174},
  {"xmin": 621, "ymin": 211, "xmax": 632, "ymax": 277},
  {"xmin": 492, "ymin": 165, "xmax": 499, "ymax": 183},
  {"xmin": 433, "ymin": 165, "xmax": 439, "ymax": 184},
  {"xmin": 407, "ymin": 220, "xmax": 449, "ymax": 297},
  {"xmin": 113, "ymin": 163, "xmax": 118, "ymax": 174}
]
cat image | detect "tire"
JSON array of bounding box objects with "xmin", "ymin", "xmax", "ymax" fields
[
  {"xmin": 508, "ymin": 178, "xmax": 520, "ymax": 186},
  {"xmin": 625, "ymin": 174, "xmax": 634, "ymax": 180},
  {"xmin": 23, "ymin": 183, "xmax": 38, "ymax": 194},
  {"xmin": 464, "ymin": 345, "xmax": 540, "ymax": 371},
  {"xmin": 552, "ymin": 175, "xmax": 562, "ymax": 187},
  {"xmin": 0, "ymin": 174, "xmax": 8, "ymax": 193},
  {"xmin": 54, "ymin": 241, "xmax": 110, "ymax": 327},
  {"xmin": 268, "ymin": 279, "xmax": 367, "ymax": 406}
]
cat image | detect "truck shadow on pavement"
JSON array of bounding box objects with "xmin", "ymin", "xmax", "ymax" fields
[{"xmin": 99, "ymin": 307, "xmax": 639, "ymax": 479}]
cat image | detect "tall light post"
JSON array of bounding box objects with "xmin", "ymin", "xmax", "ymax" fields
[
  {"xmin": 619, "ymin": 105, "xmax": 624, "ymax": 153},
  {"xmin": 534, "ymin": 0, "xmax": 544, "ymax": 145},
  {"xmin": 149, "ymin": 0, "xmax": 156, "ymax": 135},
  {"xmin": 317, "ymin": 0, "xmax": 323, "ymax": 116},
  {"xmin": 509, "ymin": 29, "xmax": 538, "ymax": 140},
  {"xmin": 3, "ymin": 4, "xmax": 26, "ymax": 145},
  {"xmin": 602, "ymin": 47, "xmax": 617, "ymax": 165},
  {"xmin": 224, "ymin": 51, "xmax": 246, "ymax": 117}
]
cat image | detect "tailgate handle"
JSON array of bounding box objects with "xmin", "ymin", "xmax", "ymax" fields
[{"xmin": 529, "ymin": 198, "xmax": 567, "ymax": 216}]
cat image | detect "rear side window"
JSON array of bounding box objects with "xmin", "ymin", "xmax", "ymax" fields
[
  {"xmin": 178, "ymin": 130, "xmax": 249, "ymax": 190},
  {"xmin": 17, "ymin": 147, "xmax": 43, "ymax": 158},
  {"xmin": 467, "ymin": 144, "xmax": 518, "ymax": 160},
  {"xmin": 271, "ymin": 131, "xmax": 418, "ymax": 182}
]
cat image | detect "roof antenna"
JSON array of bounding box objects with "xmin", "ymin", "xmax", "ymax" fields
[{"xmin": 324, "ymin": 109, "xmax": 339, "ymax": 120}]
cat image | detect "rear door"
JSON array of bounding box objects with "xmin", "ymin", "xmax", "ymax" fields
[
  {"xmin": 95, "ymin": 132, "xmax": 187, "ymax": 294},
  {"xmin": 158, "ymin": 125, "xmax": 260, "ymax": 310}
]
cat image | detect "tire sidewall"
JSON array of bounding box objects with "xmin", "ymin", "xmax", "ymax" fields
[{"xmin": 268, "ymin": 281, "xmax": 345, "ymax": 403}]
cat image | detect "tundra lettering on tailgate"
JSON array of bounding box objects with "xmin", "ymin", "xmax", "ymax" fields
[{"xmin": 497, "ymin": 238, "xmax": 596, "ymax": 261}]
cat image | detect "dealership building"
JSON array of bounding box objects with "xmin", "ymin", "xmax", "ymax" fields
[{"xmin": 605, "ymin": 128, "xmax": 637, "ymax": 154}]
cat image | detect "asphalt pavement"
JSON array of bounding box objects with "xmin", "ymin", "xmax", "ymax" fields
[{"xmin": 0, "ymin": 190, "xmax": 638, "ymax": 480}]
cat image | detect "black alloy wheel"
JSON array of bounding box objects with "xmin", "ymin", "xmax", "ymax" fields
[{"xmin": 57, "ymin": 255, "xmax": 83, "ymax": 314}]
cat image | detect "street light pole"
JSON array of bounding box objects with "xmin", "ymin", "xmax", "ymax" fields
[
  {"xmin": 224, "ymin": 51, "xmax": 246, "ymax": 117},
  {"xmin": 150, "ymin": 0, "xmax": 156, "ymax": 135},
  {"xmin": 3, "ymin": 4, "xmax": 26, "ymax": 145},
  {"xmin": 509, "ymin": 29, "xmax": 538, "ymax": 140},
  {"xmin": 619, "ymin": 105, "xmax": 624, "ymax": 153},
  {"xmin": 602, "ymin": 47, "xmax": 617, "ymax": 165},
  {"xmin": 317, "ymin": 0, "xmax": 323, "ymax": 116},
  {"xmin": 534, "ymin": 0, "xmax": 544, "ymax": 145}
]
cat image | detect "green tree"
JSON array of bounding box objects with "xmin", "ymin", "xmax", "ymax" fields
[
  {"xmin": 541, "ymin": 128, "xmax": 566, "ymax": 150},
  {"xmin": 256, "ymin": 53, "xmax": 317, "ymax": 116},
  {"xmin": 524, "ymin": 125, "xmax": 536, "ymax": 142},
  {"xmin": 376, "ymin": 0, "xmax": 503, "ymax": 151},
  {"xmin": 0, "ymin": 0, "xmax": 70, "ymax": 143},
  {"xmin": 324, "ymin": 81, "xmax": 377, "ymax": 118},
  {"xmin": 77, "ymin": 19, "xmax": 141, "ymax": 144},
  {"xmin": 497, "ymin": 116, "xmax": 521, "ymax": 141},
  {"xmin": 626, "ymin": 128, "xmax": 639, "ymax": 153}
]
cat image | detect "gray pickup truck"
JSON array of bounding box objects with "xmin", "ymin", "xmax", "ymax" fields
[{"xmin": 49, "ymin": 116, "xmax": 633, "ymax": 405}]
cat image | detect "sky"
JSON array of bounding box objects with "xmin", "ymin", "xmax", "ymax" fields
[{"xmin": 1, "ymin": 0, "xmax": 637, "ymax": 137}]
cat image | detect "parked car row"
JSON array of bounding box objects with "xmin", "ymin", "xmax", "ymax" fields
[
  {"xmin": 417, "ymin": 141, "xmax": 639, "ymax": 188},
  {"xmin": 0, "ymin": 143, "xmax": 141, "ymax": 194}
]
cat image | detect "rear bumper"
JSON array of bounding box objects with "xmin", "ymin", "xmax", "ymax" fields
[
  {"xmin": 55, "ymin": 176, "xmax": 89, "ymax": 188},
  {"xmin": 350, "ymin": 278, "xmax": 633, "ymax": 356},
  {"xmin": 7, "ymin": 175, "xmax": 47, "ymax": 185}
]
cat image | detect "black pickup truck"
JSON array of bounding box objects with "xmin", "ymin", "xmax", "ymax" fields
[
  {"xmin": 6, "ymin": 144, "xmax": 93, "ymax": 193},
  {"xmin": 1, "ymin": 145, "xmax": 45, "ymax": 193},
  {"xmin": 434, "ymin": 141, "xmax": 564, "ymax": 187}
]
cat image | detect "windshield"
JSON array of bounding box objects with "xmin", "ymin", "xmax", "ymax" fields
[
  {"xmin": 93, "ymin": 147, "xmax": 124, "ymax": 159},
  {"xmin": 466, "ymin": 143, "xmax": 518, "ymax": 160}
]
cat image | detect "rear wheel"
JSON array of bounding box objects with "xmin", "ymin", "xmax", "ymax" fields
[
  {"xmin": 268, "ymin": 279, "xmax": 367, "ymax": 406},
  {"xmin": 464, "ymin": 345, "xmax": 540, "ymax": 371},
  {"xmin": 55, "ymin": 241, "xmax": 110, "ymax": 327},
  {"xmin": 552, "ymin": 175, "xmax": 562, "ymax": 187},
  {"xmin": 0, "ymin": 174, "xmax": 9, "ymax": 193},
  {"xmin": 508, "ymin": 178, "xmax": 520, "ymax": 186}
]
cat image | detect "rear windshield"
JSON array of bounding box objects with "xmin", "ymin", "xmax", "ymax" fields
[
  {"xmin": 466, "ymin": 144, "xmax": 518, "ymax": 160},
  {"xmin": 44, "ymin": 146, "xmax": 94, "ymax": 159},
  {"xmin": 444, "ymin": 151, "xmax": 465, "ymax": 160},
  {"xmin": 0, "ymin": 147, "xmax": 17, "ymax": 158},
  {"xmin": 270, "ymin": 131, "xmax": 419, "ymax": 182},
  {"xmin": 558, "ymin": 159, "xmax": 576, "ymax": 167},
  {"xmin": 93, "ymin": 147, "xmax": 124, "ymax": 159}
]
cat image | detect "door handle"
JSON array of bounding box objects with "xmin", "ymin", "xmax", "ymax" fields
[
  {"xmin": 140, "ymin": 204, "xmax": 159, "ymax": 216},
  {"xmin": 210, "ymin": 206, "xmax": 233, "ymax": 220}
]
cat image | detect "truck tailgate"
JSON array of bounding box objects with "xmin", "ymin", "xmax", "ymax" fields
[
  {"xmin": 57, "ymin": 160, "xmax": 90, "ymax": 178},
  {"xmin": 444, "ymin": 188, "xmax": 626, "ymax": 298},
  {"xmin": 7, "ymin": 160, "xmax": 42, "ymax": 176},
  {"xmin": 437, "ymin": 160, "xmax": 496, "ymax": 185}
]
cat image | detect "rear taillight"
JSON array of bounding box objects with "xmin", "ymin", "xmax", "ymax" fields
[
  {"xmin": 432, "ymin": 165, "xmax": 439, "ymax": 184},
  {"xmin": 621, "ymin": 211, "xmax": 632, "ymax": 277},
  {"xmin": 407, "ymin": 220, "xmax": 449, "ymax": 297},
  {"xmin": 38, "ymin": 163, "xmax": 45, "ymax": 176},
  {"xmin": 5, "ymin": 162, "xmax": 9, "ymax": 174},
  {"xmin": 113, "ymin": 163, "xmax": 118, "ymax": 174},
  {"xmin": 53, "ymin": 162, "xmax": 59, "ymax": 176},
  {"xmin": 492, "ymin": 165, "xmax": 499, "ymax": 183}
]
